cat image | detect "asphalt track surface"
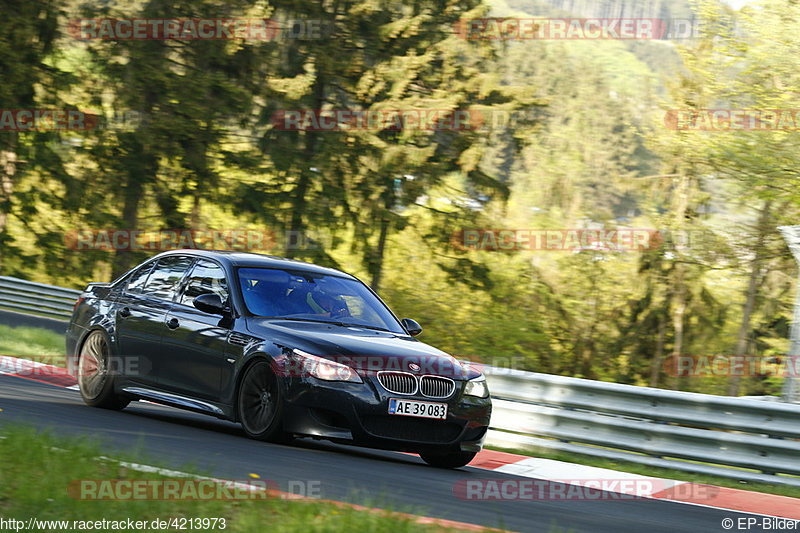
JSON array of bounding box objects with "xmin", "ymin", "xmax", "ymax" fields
[{"xmin": 0, "ymin": 374, "xmax": 777, "ymax": 533}]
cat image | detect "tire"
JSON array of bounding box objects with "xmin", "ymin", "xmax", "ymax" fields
[
  {"xmin": 237, "ymin": 360, "xmax": 289, "ymax": 443},
  {"xmin": 77, "ymin": 330, "xmax": 129, "ymax": 410},
  {"xmin": 419, "ymin": 450, "xmax": 477, "ymax": 469}
]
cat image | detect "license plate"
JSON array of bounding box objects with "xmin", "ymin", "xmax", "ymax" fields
[{"xmin": 388, "ymin": 398, "xmax": 447, "ymax": 419}]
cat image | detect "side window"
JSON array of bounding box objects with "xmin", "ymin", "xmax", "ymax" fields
[
  {"xmin": 126, "ymin": 261, "xmax": 156, "ymax": 294},
  {"xmin": 141, "ymin": 256, "xmax": 194, "ymax": 301},
  {"xmin": 179, "ymin": 260, "xmax": 229, "ymax": 307}
]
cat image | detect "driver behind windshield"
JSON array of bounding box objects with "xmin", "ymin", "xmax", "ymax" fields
[
  {"xmin": 306, "ymin": 289, "xmax": 350, "ymax": 318},
  {"xmin": 241, "ymin": 269, "xmax": 349, "ymax": 319},
  {"xmin": 237, "ymin": 267, "xmax": 404, "ymax": 334}
]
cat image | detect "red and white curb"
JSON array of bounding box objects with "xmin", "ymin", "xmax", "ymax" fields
[
  {"xmin": 0, "ymin": 355, "xmax": 78, "ymax": 389},
  {"xmin": 468, "ymin": 449, "xmax": 800, "ymax": 519},
  {"xmin": 3, "ymin": 355, "xmax": 800, "ymax": 522}
]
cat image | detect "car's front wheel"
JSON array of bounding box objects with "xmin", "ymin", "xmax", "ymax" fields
[
  {"xmin": 419, "ymin": 450, "xmax": 477, "ymax": 469},
  {"xmin": 77, "ymin": 330, "xmax": 129, "ymax": 410},
  {"xmin": 237, "ymin": 360, "xmax": 289, "ymax": 443}
]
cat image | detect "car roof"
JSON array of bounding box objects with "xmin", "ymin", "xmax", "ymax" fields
[{"xmin": 152, "ymin": 249, "xmax": 356, "ymax": 279}]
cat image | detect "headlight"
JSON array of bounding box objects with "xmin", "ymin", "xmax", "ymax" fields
[
  {"xmin": 464, "ymin": 375, "xmax": 489, "ymax": 398},
  {"xmin": 292, "ymin": 349, "xmax": 362, "ymax": 383}
]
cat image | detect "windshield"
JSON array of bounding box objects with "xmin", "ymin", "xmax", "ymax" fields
[{"xmin": 237, "ymin": 267, "xmax": 405, "ymax": 334}]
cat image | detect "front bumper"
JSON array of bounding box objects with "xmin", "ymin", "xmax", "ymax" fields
[{"xmin": 281, "ymin": 372, "xmax": 492, "ymax": 453}]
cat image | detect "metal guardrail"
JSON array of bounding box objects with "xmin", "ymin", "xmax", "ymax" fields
[
  {"xmin": 485, "ymin": 370, "xmax": 800, "ymax": 487},
  {"xmin": 0, "ymin": 276, "xmax": 81, "ymax": 320},
  {"xmin": 1, "ymin": 275, "xmax": 799, "ymax": 486}
]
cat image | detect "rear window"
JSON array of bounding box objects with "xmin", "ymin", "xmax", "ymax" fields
[
  {"xmin": 125, "ymin": 261, "xmax": 156, "ymax": 294},
  {"xmin": 140, "ymin": 256, "xmax": 194, "ymax": 301}
]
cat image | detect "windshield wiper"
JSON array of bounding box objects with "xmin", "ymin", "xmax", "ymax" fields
[
  {"xmin": 259, "ymin": 317, "xmax": 334, "ymax": 324},
  {"xmin": 260, "ymin": 316, "xmax": 395, "ymax": 333},
  {"xmin": 336, "ymin": 323, "xmax": 394, "ymax": 333}
]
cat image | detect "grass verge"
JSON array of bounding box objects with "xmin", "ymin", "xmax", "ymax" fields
[
  {"xmin": 0, "ymin": 426, "xmax": 486, "ymax": 533},
  {"xmin": 0, "ymin": 324, "xmax": 65, "ymax": 366},
  {"xmin": 487, "ymin": 444, "xmax": 800, "ymax": 499}
]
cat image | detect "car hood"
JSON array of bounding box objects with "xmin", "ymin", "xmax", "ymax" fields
[{"xmin": 245, "ymin": 318, "xmax": 478, "ymax": 379}]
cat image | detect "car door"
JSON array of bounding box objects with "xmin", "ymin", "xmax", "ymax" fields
[
  {"xmin": 115, "ymin": 255, "xmax": 193, "ymax": 386},
  {"xmin": 158, "ymin": 259, "xmax": 232, "ymax": 401}
]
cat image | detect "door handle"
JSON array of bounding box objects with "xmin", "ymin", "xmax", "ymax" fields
[
  {"xmin": 166, "ymin": 317, "xmax": 180, "ymax": 330},
  {"xmin": 119, "ymin": 307, "xmax": 131, "ymax": 318}
]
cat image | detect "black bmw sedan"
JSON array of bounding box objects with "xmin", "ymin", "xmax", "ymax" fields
[{"xmin": 66, "ymin": 250, "xmax": 491, "ymax": 468}]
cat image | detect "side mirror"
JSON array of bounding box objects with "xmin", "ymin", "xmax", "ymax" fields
[
  {"xmin": 401, "ymin": 318, "xmax": 422, "ymax": 337},
  {"xmin": 194, "ymin": 293, "xmax": 226, "ymax": 315}
]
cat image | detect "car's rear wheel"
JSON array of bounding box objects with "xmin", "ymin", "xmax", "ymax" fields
[
  {"xmin": 238, "ymin": 360, "xmax": 289, "ymax": 443},
  {"xmin": 77, "ymin": 330, "xmax": 129, "ymax": 410},
  {"xmin": 419, "ymin": 450, "xmax": 477, "ymax": 469}
]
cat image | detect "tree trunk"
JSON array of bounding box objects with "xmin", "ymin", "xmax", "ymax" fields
[
  {"xmin": 368, "ymin": 179, "xmax": 397, "ymax": 291},
  {"xmin": 111, "ymin": 171, "xmax": 144, "ymax": 279},
  {"xmin": 671, "ymin": 273, "xmax": 688, "ymax": 389},
  {"xmin": 286, "ymin": 172, "xmax": 310, "ymax": 258},
  {"xmin": 369, "ymin": 214, "xmax": 390, "ymax": 291},
  {"xmin": 670, "ymin": 174, "xmax": 691, "ymax": 390},
  {"xmin": 0, "ymin": 135, "xmax": 18, "ymax": 272},
  {"xmin": 285, "ymin": 78, "xmax": 324, "ymax": 258},
  {"xmin": 728, "ymin": 199, "xmax": 772, "ymax": 396},
  {"xmin": 649, "ymin": 311, "xmax": 667, "ymax": 387},
  {"xmin": 111, "ymin": 135, "xmax": 155, "ymax": 279},
  {"xmin": 190, "ymin": 189, "xmax": 201, "ymax": 229}
]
